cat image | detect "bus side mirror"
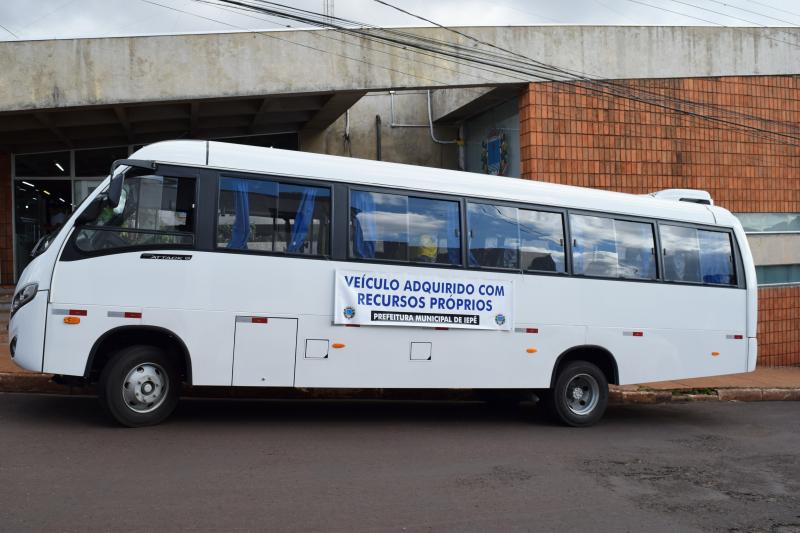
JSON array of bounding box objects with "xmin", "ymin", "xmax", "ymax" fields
[
  {"xmin": 76, "ymin": 194, "xmax": 106, "ymax": 224},
  {"xmin": 107, "ymin": 173, "xmax": 124, "ymax": 208},
  {"xmin": 107, "ymin": 158, "xmax": 156, "ymax": 208}
]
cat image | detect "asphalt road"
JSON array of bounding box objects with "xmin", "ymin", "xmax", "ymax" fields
[{"xmin": 0, "ymin": 394, "xmax": 798, "ymax": 532}]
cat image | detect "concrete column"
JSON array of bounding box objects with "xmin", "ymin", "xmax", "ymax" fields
[{"xmin": 0, "ymin": 153, "xmax": 12, "ymax": 285}]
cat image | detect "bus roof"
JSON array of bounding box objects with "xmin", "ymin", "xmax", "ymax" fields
[{"xmin": 131, "ymin": 140, "xmax": 723, "ymax": 226}]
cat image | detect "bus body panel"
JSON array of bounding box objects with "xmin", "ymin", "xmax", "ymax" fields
[
  {"xmin": 7, "ymin": 290, "xmax": 48, "ymax": 373},
  {"xmin": 293, "ymin": 314, "xmax": 586, "ymax": 389},
  {"xmin": 47, "ymin": 244, "xmax": 749, "ymax": 387}
]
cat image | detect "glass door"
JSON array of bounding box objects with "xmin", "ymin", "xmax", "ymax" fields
[{"xmin": 14, "ymin": 180, "xmax": 73, "ymax": 276}]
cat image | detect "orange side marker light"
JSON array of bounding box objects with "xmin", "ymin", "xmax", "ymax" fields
[
  {"xmin": 63, "ymin": 316, "xmax": 80, "ymax": 324},
  {"xmin": 711, "ymin": 351, "xmax": 720, "ymax": 357},
  {"xmin": 526, "ymin": 348, "xmax": 538, "ymax": 354},
  {"xmin": 331, "ymin": 343, "xmax": 346, "ymax": 349}
]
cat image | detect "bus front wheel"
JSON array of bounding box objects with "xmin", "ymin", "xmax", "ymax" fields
[
  {"xmin": 546, "ymin": 361, "xmax": 608, "ymax": 427},
  {"xmin": 98, "ymin": 345, "xmax": 180, "ymax": 427}
]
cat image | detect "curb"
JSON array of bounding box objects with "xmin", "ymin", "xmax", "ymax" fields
[{"xmin": 1, "ymin": 373, "xmax": 799, "ymax": 403}]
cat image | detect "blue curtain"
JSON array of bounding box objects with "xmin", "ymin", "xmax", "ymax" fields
[
  {"xmin": 288, "ymin": 187, "xmax": 318, "ymax": 253},
  {"xmin": 352, "ymin": 191, "xmax": 376, "ymax": 258},
  {"xmin": 227, "ymin": 178, "xmax": 250, "ymax": 250},
  {"xmin": 446, "ymin": 202, "xmax": 461, "ymax": 265}
]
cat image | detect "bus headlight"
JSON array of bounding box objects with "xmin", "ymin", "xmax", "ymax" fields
[{"xmin": 10, "ymin": 283, "xmax": 38, "ymax": 318}]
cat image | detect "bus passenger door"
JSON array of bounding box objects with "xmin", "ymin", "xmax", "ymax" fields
[{"xmin": 231, "ymin": 316, "xmax": 297, "ymax": 387}]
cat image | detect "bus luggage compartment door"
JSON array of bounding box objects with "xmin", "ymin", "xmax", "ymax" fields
[{"xmin": 231, "ymin": 316, "xmax": 297, "ymax": 387}]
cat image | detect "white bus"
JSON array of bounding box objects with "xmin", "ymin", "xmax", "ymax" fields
[{"xmin": 9, "ymin": 140, "xmax": 757, "ymax": 427}]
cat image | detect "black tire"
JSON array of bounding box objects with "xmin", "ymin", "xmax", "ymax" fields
[
  {"xmin": 98, "ymin": 345, "xmax": 180, "ymax": 427},
  {"xmin": 546, "ymin": 361, "xmax": 608, "ymax": 427}
]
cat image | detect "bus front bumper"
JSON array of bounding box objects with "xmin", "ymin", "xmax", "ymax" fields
[{"xmin": 8, "ymin": 291, "xmax": 48, "ymax": 373}]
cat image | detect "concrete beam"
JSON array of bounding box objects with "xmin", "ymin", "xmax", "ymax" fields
[
  {"xmin": 1, "ymin": 26, "xmax": 797, "ymax": 113},
  {"xmin": 302, "ymin": 92, "xmax": 366, "ymax": 131},
  {"xmin": 432, "ymin": 85, "xmax": 524, "ymax": 123}
]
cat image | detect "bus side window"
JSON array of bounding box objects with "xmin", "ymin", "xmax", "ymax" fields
[
  {"xmin": 698, "ymin": 229, "xmax": 736, "ymax": 285},
  {"xmin": 349, "ymin": 191, "xmax": 462, "ymax": 266},
  {"xmin": 350, "ymin": 190, "xmax": 408, "ymax": 261},
  {"xmin": 570, "ymin": 214, "xmax": 617, "ymax": 277},
  {"xmin": 660, "ymin": 225, "xmax": 702, "ymax": 283},
  {"xmin": 408, "ymin": 197, "xmax": 461, "ymax": 266},
  {"xmin": 74, "ymin": 175, "xmax": 195, "ymax": 253},
  {"xmin": 217, "ymin": 177, "xmax": 331, "ymax": 256},
  {"xmin": 467, "ymin": 203, "xmax": 519, "ymax": 270},
  {"xmin": 519, "ymin": 209, "xmax": 565, "ymax": 273},
  {"xmin": 570, "ymin": 214, "xmax": 656, "ymax": 280}
]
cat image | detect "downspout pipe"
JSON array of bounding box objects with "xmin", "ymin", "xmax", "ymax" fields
[{"xmin": 427, "ymin": 90, "xmax": 460, "ymax": 145}]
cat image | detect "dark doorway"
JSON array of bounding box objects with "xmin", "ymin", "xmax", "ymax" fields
[{"xmin": 14, "ymin": 180, "xmax": 72, "ymax": 276}]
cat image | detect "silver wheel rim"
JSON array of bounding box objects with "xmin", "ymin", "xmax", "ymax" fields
[
  {"xmin": 564, "ymin": 373, "xmax": 599, "ymax": 416},
  {"xmin": 121, "ymin": 362, "xmax": 169, "ymax": 414}
]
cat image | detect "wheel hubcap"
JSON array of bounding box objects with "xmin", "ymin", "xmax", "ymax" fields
[
  {"xmin": 122, "ymin": 363, "xmax": 168, "ymax": 414},
  {"xmin": 564, "ymin": 373, "xmax": 599, "ymax": 416}
]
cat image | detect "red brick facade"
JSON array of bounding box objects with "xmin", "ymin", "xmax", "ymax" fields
[
  {"xmin": 519, "ymin": 75, "xmax": 800, "ymax": 366},
  {"xmin": 0, "ymin": 153, "xmax": 12, "ymax": 286}
]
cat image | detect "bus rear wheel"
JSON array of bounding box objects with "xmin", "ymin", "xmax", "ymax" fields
[
  {"xmin": 547, "ymin": 361, "xmax": 608, "ymax": 427},
  {"xmin": 98, "ymin": 345, "xmax": 179, "ymax": 427}
]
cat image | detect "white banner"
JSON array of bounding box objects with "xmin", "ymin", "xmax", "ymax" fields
[{"xmin": 334, "ymin": 269, "xmax": 513, "ymax": 330}]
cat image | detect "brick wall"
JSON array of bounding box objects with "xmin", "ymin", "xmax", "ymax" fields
[
  {"xmin": 758, "ymin": 287, "xmax": 800, "ymax": 367},
  {"xmin": 519, "ymin": 75, "xmax": 800, "ymax": 366},
  {"xmin": 0, "ymin": 153, "xmax": 12, "ymax": 286}
]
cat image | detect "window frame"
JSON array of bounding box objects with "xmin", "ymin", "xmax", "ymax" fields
[
  {"xmin": 566, "ymin": 210, "xmax": 660, "ymax": 282},
  {"xmin": 212, "ymin": 170, "xmax": 334, "ymax": 260},
  {"xmin": 464, "ymin": 198, "xmax": 569, "ymax": 276},
  {"xmin": 655, "ymin": 219, "xmax": 743, "ymax": 289},
  {"xmin": 61, "ymin": 164, "xmax": 201, "ymax": 261},
  {"xmin": 345, "ymin": 184, "xmax": 467, "ymax": 270},
  {"xmin": 60, "ymin": 161, "xmax": 747, "ymax": 290}
]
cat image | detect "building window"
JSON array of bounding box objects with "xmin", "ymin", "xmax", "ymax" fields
[
  {"xmin": 735, "ymin": 213, "xmax": 800, "ymax": 233},
  {"xmin": 75, "ymin": 146, "xmax": 130, "ymax": 177},
  {"xmin": 756, "ymin": 265, "xmax": 800, "ymax": 285},
  {"xmin": 15, "ymin": 151, "xmax": 71, "ymax": 177},
  {"xmin": 735, "ymin": 213, "xmax": 800, "ymax": 287}
]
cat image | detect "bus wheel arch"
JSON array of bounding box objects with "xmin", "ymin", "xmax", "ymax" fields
[
  {"xmin": 550, "ymin": 345, "xmax": 619, "ymax": 388},
  {"xmin": 84, "ymin": 326, "xmax": 192, "ymax": 386},
  {"xmin": 543, "ymin": 345, "xmax": 617, "ymax": 427}
]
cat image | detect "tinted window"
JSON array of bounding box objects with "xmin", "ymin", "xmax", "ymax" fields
[
  {"xmin": 408, "ymin": 197, "xmax": 461, "ymax": 265},
  {"xmin": 217, "ymin": 176, "xmax": 330, "ymax": 256},
  {"xmin": 351, "ymin": 191, "xmax": 408, "ymax": 261},
  {"xmin": 519, "ymin": 209, "xmax": 565, "ymax": 272},
  {"xmin": 615, "ymin": 220, "xmax": 656, "ymax": 279},
  {"xmin": 571, "ymin": 214, "xmax": 656, "ymax": 279},
  {"xmin": 661, "ymin": 225, "xmax": 735, "ymax": 285},
  {"xmin": 468, "ymin": 203, "xmax": 519, "ymax": 270},
  {"xmin": 75, "ymin": 175, "xmax": 195, "ymax": 253},
  {"xmin": 350, "ymin": 191, "xmax": 461, "ymax": 265},
  {"xmin": 698, "ymin": 229, "xmax": 736, "ymax": 285}
]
